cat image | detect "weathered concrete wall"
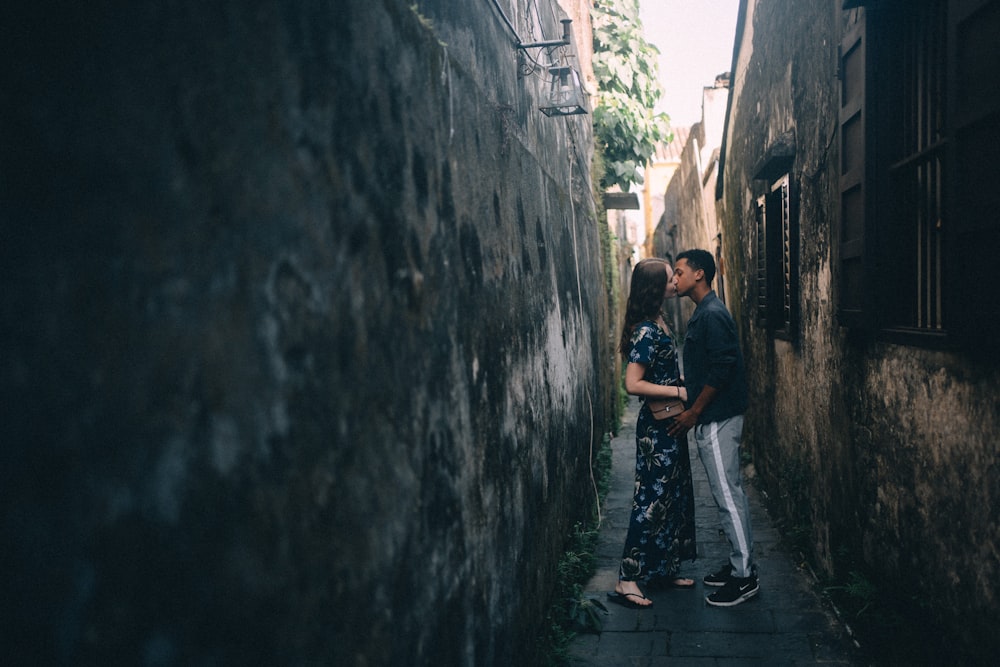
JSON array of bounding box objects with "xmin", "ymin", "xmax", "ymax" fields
[
  {"xmin": 653, "ymin": 111, "xmax": 727, "ymax": 332},
  {"xmin": 716, "ymin": 0, "xmax": 999, "ymax": 659},
  {"xmin": 657, "ymin": 123, "xmax": 713, "ymax": 258},
  {"xmin": 0, "ymin": 1, "xmax": 612, "ymax": 664}
]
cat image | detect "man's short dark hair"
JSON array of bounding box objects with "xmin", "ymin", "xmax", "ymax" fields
[{"xmin": 676, "ymin": 249, "xmax": 716, "ymax": 287}]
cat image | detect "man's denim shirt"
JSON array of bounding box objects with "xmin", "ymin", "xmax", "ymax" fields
[{"xmin": 682, "ymin": 291, "xmax": 748, "ymax": 424}]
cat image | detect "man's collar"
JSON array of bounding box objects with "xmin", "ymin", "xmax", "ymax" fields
[{"xmin": 694, "ymin": 289, "xmax": 718, "ymax": 307}]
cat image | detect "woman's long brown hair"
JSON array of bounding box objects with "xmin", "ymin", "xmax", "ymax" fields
[{"xmin": 618, "ymin": 258, "xmax": 668, "ymax": 359}]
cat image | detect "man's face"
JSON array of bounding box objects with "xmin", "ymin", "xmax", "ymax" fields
[{"xmin": 672, "ymin": 258, "xmax": 699, "ymax": 297}]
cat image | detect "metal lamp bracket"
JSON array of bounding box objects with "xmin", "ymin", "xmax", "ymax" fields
[{"xmin": 516, "ymin": 19, "xmax": 572, "ymax": 51}]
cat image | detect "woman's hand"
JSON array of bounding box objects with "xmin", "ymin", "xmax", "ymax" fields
[{"xmin": 676, "ymin": 386, "xmax": 687, "ymax": 402}]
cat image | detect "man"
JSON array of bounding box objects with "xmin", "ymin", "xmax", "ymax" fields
[{"xmin": 667, "ymin": 249, "xmax": 758, "ymax": 607}]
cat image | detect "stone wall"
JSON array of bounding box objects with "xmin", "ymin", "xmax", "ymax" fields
[
  {"xmin": 652, "ymin": 114, "xmax": 727, "ymax": 335},
  {"xmin": 716, "ymin": 0, "xmax": 999, "ymax": 660},
  {"xmin": 0, "ymin": 1, "xmax": 612, "ymax": 664}
]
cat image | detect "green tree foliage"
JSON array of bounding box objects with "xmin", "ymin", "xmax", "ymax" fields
[{"xmin": 592, "ymin": 0, "xmax": 672, "ymax": 191}]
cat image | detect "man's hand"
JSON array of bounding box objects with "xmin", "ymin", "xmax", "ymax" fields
[
  {"xmin": 667, "ymin": 384, "xmax": 717, "ymax": 438},
  {"xmin": 667, "ymin": 409, "xmax": 697, "ymax": 437}
]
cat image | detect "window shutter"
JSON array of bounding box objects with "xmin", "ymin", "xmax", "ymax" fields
[
  {"xmin": 838, "ymin": 16, "xmax": 869, "ymax": 328},
  {"xmin": 947, "ymin": 0, "xmax": 1000, "ymax": 347},
  {"xmin": 771, "ymin": 176, "xmax": 796, "ymax": 339},
  {"xmin": 755, "ymin": 177, "xmax": 797, "ymax": 338},
  {"xmin": 755, "ymin": 195, "xmax": 768, "ymax": 327}
]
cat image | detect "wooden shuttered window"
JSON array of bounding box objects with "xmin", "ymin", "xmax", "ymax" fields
[
  {"xmin": 838, "ymin": 18, "xmax": 868, "ymax": 328},
  {"xmin": 755, "ymin": 196, "xmax": 768, "ymax": 326},
  {"xmin": 838, "ymin": 0, "xmax": 1000, "ymax": 348},
  {"xmin": 773, "ymin": 177, "xmax": 795, "ymax": 338},
  {"xmin": 755, "ymin": 175, "xmax": 797, "ymax": 339}
]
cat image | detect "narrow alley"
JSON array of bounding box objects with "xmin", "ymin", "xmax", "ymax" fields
[
  {"xmin": 3, "ymin": 0, "xmax": 999, "ymax": 664},
  {"xmin": 567, "ymin": 398, "xmax": 858, "ymax": 665}
]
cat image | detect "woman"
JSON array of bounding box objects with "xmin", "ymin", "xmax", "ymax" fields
[{"xmin": 607, "ymin": 258, "xmax": 697, "ymax": 609}]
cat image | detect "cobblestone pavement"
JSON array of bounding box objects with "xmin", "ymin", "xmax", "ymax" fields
[{"xmin": 567, "ymin": 399, "xmax": 861, "ymax": 666}]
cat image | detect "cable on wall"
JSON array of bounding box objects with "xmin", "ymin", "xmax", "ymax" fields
[{"xmin": 487, "ymin": 0, "xmax": 521, "ymax": 43}]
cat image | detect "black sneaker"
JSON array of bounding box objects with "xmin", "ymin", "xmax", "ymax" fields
[
  {"xmin": 706, "ymin": 574, "xmax": 759, "ymax": 607},
  {"xmin": 703, "ymin": 563, "xmax": 733, "ymax": 587}
]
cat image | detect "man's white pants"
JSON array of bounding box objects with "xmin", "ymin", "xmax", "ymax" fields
[{"xmin": 692, "ymin": 415, "xmax": 754, "ymax": 578}]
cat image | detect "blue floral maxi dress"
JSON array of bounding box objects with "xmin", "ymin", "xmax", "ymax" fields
[{"xmin": 618, "ymin": 319, "xmax": 697, "ymax": 584}]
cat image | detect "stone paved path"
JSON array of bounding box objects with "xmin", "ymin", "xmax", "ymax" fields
[{"xmin": 567, "ymin": 398, "xmax": 860, "ymax": 666}]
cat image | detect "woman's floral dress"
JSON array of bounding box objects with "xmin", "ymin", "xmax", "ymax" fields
[{"xmin": 618, "ymin": 319, "xmax": 697, "ymax": 585}]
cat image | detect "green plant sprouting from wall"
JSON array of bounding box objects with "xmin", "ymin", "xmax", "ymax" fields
[
  {"xmin": 539, "ymin": 434, "xmax": 613, "ymax": 666},
  {"xmin": 591, "ymin": 0, "xmax": 672, "ymax": 191}
]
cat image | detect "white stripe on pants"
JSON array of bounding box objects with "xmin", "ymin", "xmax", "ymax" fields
[{"xmin": 693, "ymin": 415, "xmax": 754, "ymax": 578}]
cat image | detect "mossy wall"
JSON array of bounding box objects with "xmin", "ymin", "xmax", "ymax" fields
[
  {"xmin": 717, "ymin": 1, "xmax": 999, "ymax": 661},
  {"xmin": 0, "ymin": 1, "xmax": 611, "ymax": 664}
]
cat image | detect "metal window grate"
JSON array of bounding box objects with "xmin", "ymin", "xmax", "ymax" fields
[{"xmin": 885, "ymin": 0, "xmax": 947, "ymax": 330}]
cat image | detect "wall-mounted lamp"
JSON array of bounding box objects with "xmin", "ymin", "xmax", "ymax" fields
[
  {"xmin": 539, "ymin": 66, "xmax": 587, "ymax": 117},
  {"xmin": 515, "ymin": 19, "xmax": 588, "ymax": 117}
]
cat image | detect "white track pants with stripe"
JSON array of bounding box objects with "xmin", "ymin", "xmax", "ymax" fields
[{"xmin": 692, "ymin": 415, "xmax": 755, "ymax": 578}]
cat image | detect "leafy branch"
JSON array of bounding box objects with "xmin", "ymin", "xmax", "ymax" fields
[{"xmin": 592, "ymin": 0, "xmax": 672, "ymax": 191}]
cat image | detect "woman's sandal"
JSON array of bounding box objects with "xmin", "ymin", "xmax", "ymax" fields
[{"xmin": 606, "ymin": 590, "xmax": 654, "ymax": 609}]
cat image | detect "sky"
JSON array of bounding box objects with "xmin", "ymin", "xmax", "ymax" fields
[{"xmin": 638, "ymin": 1, "xmax": 740, "ymax": 128}]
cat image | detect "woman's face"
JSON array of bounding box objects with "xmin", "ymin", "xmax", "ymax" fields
[{"xmin": 663, "ymin": 263, "xmax": 677, "ymax": 299}]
